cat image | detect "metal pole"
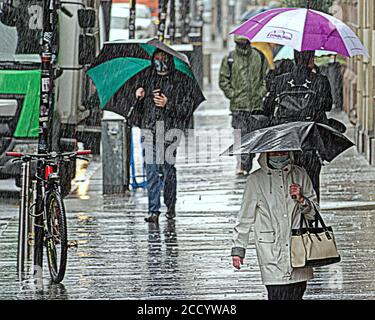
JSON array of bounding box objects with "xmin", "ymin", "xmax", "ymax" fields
[
  {"xmin": 217, "ymin": 0, "xmax": 222, "ymax": 36},
  {"xmin": 307, "ymin": 0, "xmax": 310, "ymax": 9},
  {"xmin": 168, "ymin": 0, "xmax": 176, "ymax": 43},
  {"xmin": 158, "ymin": 0, "xmax": 169, "ymax": 42},
  {"xmin": 17, "ymin": 162, "xmax": 27, "ymax": 280},
  {"xmin": 29, "ymin": 180, "xmax": 37, "ymax": 263},
  {"xmin": 222, "ymin": 0, "xmax": 228, "ymax": 48},
  {"xmin": 210, "ymin": 0, "xmax": 217, "ymax": 41},
  {"xmin": 180, "ymin": 0, "xmax": 190, "ymax": 43},
  {"xmin": 16, "ymin": 159, "xmax": 30, "ymax": 279},
  {"xmin": 34, "ymin": 0, "xmax": 58, "ymax": 277},
  {"xmin": 23, "ymin": 161, "xmax": 30, "ymax": 273},
  {"xmin": 129, "ymin": 0, "xmax": 136, "ymax": 39},
  {"xmin": 190, "ymin": 0, "xmax": 197, "ymax": 21}
]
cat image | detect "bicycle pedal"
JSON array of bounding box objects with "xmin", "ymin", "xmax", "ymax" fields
[{"xmin": 67, "ymin": 240, "xmax": 79, "ymax": 248}]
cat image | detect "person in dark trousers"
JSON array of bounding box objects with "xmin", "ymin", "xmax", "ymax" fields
[
  {"xmin": 219, "ymin": 36, "xmax": 269, "ymax": 175},
  {"xmin": 133, "ymin": 50, "xmax": 198, "ymax": 224},
  {"xmin": 263, "ymin": 50, "xmax": 333, "ymax": 200},
  {"xmin": 231, "ymin": 151, "xmax": 318, "ymax": 300},
  {"xmin": 320, "ymin": 55, "xmax": 344, "ymax": 111}
]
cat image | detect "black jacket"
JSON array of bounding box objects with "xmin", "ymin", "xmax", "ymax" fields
[
  {"xmin": 263, "ymin": 66, "xmax": 333, "ymax": 123},
  {"xmin": 128, "ymin": 68, "xmax": 197, "ymax": 132}
]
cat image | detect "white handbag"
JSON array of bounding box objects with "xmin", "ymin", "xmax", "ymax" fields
[{"xmin": 291, "ymin": 202, "xmax": 341, "ymax": 268}]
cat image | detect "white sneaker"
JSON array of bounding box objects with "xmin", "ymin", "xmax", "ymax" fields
[{"xmin": 236, "ymin": 169, "xmax": 246, "ymax": 176}]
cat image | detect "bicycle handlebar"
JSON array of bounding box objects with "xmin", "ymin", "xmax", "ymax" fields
[
  {"xmin": 76, "ymin": 150, "xmax": 92, "ymax": 156},
  {"xmin": 5, "ymin": 152, "xmax": 24, "ymax": 157},
  {"xmin": 6, "ymin": 150, "xmax": 92, "ymax": 160}
]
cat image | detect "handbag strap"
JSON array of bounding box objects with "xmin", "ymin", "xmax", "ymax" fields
[
  {"xmin": 310, "ymin": 201, "xmax": 328, "ymax": 229},
  {"xmin": 297, "ymin": 200, "xmax": 329, "ymax": 231}
]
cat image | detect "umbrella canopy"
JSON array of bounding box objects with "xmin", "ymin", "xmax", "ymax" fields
[
  {"xmin": 231, "ymin": 8, "xmax": 369, "ymax": 57},
  {"xmin": 86, "ymin": 38, "xmax": 204, "ymax": 112},
  {"xmin": 252, "ymin": 42, "xmax": 276, "ymax": 70},
  {"xmin": 221, "ymin": 121, "xmax": 354, "ymax": 162},
  {"xmin": 274, "ymin": 45, "xmax": 337, "ymax": 61}
]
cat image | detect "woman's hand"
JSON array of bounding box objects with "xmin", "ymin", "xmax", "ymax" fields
[
  {"xmin": 136, "ymin": 87, "xmax": 145, "ymax": 100},
  {"xmin": 153, "ymin": 93, "xmax": 168, "ymax": 108},
  {"xmin": 232, "ymin": 256, "xmax": 244, "ymax": 270},
  {"xmin": 289, "ymin": 184, "xmax": 304, "ymax": 204}
]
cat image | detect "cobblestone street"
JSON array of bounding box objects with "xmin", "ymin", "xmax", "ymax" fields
[{"xmin": 1, "ymin": 38, "xmax": 375, "ymax": 300}]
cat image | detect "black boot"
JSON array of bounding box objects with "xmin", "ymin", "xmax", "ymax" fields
[
  {"xmin": 144, "ymin": 212, "xmax": 160, "ymax": 223},
  {"xmin": 166, "ymin": 206, "xmax": 176, "ymax": 220}
]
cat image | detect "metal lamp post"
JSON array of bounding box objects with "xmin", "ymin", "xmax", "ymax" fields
[
  {"xmin": 168, "ymin": 0, "xmax": 176, "ymax": 43},
  {"xmin": 129, "ymin": 0, "xmax": 136, "ymax": 39},
  {"xmin": 34, "ymin": 0, "xmax": 59, "ymax": 278},
  {"xmin": 158, "ymin": 0, "xmax": 169, "ymax": 42}
]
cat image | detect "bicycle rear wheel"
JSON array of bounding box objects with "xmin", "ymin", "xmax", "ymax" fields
[{"xmin": 45, "ymin": 190, "xmax": 68, "ymax": 283}]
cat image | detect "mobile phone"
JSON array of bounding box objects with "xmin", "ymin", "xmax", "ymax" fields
[{"xmin": 153, "ymin": 89, "xmax": 162, "ymax": 96}]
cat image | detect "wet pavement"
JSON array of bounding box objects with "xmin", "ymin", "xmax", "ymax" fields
[{"xmin": 2, "ymin": 37, "xmax": 375, "ymax": 300}]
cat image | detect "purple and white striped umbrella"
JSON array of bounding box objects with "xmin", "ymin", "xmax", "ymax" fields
[{"xmin": 231, "ymin": 8, "xmax": 369, "ymax": 57}]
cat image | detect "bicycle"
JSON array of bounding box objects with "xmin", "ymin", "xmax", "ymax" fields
[{"xmin": 6, "ymin": 150, "xmax": 91, "ymax": 283}]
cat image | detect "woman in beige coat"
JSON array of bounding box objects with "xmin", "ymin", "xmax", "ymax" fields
[{"xmin": 231, "ymin": 151, "xmax": 318, "ymax": 300}]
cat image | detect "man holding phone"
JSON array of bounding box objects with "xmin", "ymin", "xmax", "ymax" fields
[{"xmin": 134, "ymin": 50, "xmax": 196, "ymax": 223}]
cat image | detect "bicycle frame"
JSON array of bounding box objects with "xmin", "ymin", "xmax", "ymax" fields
[{"xmin": 40, "ymin": 162, "xmax": 62, "ymax": 241}]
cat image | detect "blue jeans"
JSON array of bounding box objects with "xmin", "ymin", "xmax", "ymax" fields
[{"xmin": 145, "ymin": 142, "xmax": 177, "ymax": 213}]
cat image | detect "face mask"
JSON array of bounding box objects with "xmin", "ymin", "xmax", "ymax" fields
[
  {"xmin": 268, "ymin": 155, "xmax": 290, "ymax": 169},
  {"xmin": 154, "ymin": 59, "xmax": 169, "ymax": 75},
  {"xmin": 236, "ymin": 42, "xmax": 250, "ymax": 50}
]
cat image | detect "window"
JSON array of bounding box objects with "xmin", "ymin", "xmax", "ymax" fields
[
  {"xmin": 0, "ymin": 99, "xmax": 18, "ymax": 117},
  {"xmin": 137, "ymin": 7, "xmax": 151, "ymax": 19},
  {"xmin": 110, "ymin": 16, "xmax": 129, "ymax": 29}
]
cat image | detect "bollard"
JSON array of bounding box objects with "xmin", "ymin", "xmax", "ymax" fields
[{"xmin": 101, "ymin": 111, "xmax": 129, "ymax": 194}]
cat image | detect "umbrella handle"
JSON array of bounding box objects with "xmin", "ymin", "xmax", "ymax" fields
[
  {"xmin": 126, "ymin": 97, "xmax": 141, "ymax": 119},
  {"xmin": 291, "ymin": 168, "xmax": 297, "ymax": 200}
]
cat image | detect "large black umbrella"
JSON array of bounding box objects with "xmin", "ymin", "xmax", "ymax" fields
[
  {"xmin": 221, "ymin": 121, "xmax": 354, "ymax": 162},
  {"xmin": 86, "ymin": 38, "xmax": 205, "ymax": 122}
]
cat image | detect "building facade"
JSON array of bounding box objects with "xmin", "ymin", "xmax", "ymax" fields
[{"xmin": 341, "ymin": 0, "xmax": 375, "ymax": 164}]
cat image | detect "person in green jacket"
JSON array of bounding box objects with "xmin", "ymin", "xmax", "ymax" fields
[{"xmin": 219, "ymin": 36, "xmax": 269, "ymax": 175}]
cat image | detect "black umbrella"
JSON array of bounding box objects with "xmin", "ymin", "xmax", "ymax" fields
[
  {"xmin": 86, "ymin": 38, "xmax": 205, "ymax": 123},
  {"xmin": 221, "ymin": 121, "xmax": 354, "ymax": 162}
]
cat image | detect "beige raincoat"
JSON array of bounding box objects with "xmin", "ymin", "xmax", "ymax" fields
[{"xmin": 231, "ymin": 153, "xmax": 318, "ymax": 285}]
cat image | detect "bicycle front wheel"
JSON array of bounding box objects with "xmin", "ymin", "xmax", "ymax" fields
[{"xmin": 45, "ymin": 190, "xmax": 68, "ymax": 283}]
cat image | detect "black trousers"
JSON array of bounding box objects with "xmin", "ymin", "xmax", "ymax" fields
[
  {"xmin": 266, "ymin": 281, "xmax": 307, "ymax": 300},
  {"xmin": 232, "ymin": 111, "xmax": 269, "ymax": 172}
]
